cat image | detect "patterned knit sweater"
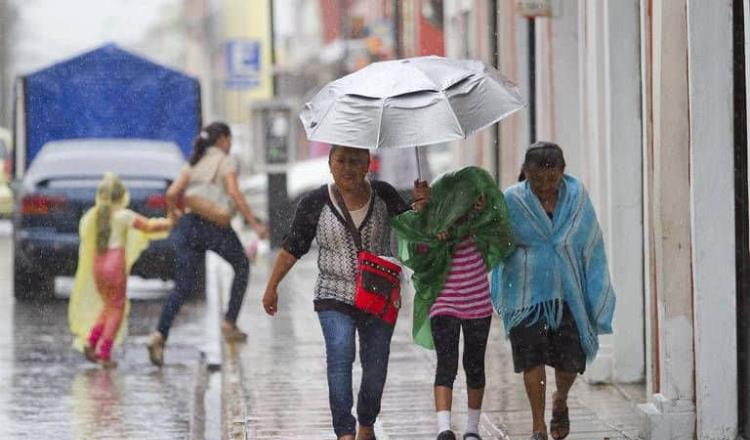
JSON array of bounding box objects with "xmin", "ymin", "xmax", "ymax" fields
[{"xmin": 282, "ymin": 181, "xmax": 409, "ymax": 314}]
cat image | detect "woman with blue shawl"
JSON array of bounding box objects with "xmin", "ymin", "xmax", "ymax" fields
[{"xmin": 490, "ymin": 142, "xmax": 616, "ymax": 440}]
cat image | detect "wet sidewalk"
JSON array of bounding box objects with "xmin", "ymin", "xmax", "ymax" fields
[
  {"xmin": 0, "ymin": 231, "xmax": 216, "ymax": 440},
  {"xmin": 220, "ymin": 250, "xmax": 643, "ymax": 440},
  {"xmin": 0, "ymin": 295, "xmax": 209, "ymax": 440}
]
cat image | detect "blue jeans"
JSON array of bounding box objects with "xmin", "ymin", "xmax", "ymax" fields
[
  {"xmin": 157, "ymin": 214, "xmax": 249, "ymax": 339},
  {"xmin": 318, "ymin": 309, "xmax": 394, "ymax": 438}
]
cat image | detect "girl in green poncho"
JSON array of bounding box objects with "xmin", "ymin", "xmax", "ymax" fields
[{"xmin": 392, "ymin": 166, "xmax": 514, "ymax": 440}]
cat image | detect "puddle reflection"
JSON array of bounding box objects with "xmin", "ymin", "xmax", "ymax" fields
[{"xmin": 72, "ymin": 369, "xmax": 126, "ymax": 439}]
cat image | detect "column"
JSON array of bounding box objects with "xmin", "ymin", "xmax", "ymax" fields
[
  {"xmin": 686, "ymin": 0, "xmax": 737, "ymax": 438},
  {"xmin": 637, "ymin": 0, "xmax": 696, "ymax": 438}
]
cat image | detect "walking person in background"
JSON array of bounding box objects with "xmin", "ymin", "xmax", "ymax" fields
[
  {"xmin": 261, "ymin": 145, "xmax": 420, "ymax": 440},
  {"xmin": 69, "ymin": 172, "xmax": 172, "ymax": 368},
  {"xmin": 491, "ymin": 142, "xmax": 616, "ymax": 440},
  {"xmin": 392, "ymin": 166, "xmax": 515, "ymax": 440},
  {"xmin": 147, "ymin": 121, "xmax": 268, "ymax": 366}
]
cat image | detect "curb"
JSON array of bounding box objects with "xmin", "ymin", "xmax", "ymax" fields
[
  {"xmin": 190, "ymin": 351, "xmax": 209, "ymax": 440},
  {"xmin": 206, "ymin": 252, "xmax": 248, "ymax": 440},
  {"xmin": 221, "ymin": 341, "xmax": 248, "ymax": 440}
]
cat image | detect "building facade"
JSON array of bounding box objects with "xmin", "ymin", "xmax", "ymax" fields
[{"xmin": 442, "ymin": 0, "xmax": 740, "ymax": 438}]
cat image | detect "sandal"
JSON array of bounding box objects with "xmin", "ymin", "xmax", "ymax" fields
[
  {"xmin": 550, "ymin": 406, "xmax": 570, "ymax": 440},
  {"xmin": 222, "ymin": 323, "xmax": 248, "ymax": 342},
  {"xmin": 529, "ymin": 433, "xmax": 548, "ymax": 440},
  {"xmin": 146, "ymin": 331, "xmax": 165, "ymax": 367},
  {"xmin": 98, "ymin": 358, "xmax": 118, "ymax": 369},
  {"xmin": 83, "ymin": 345, "xmax": 98, "ymax": 364}
]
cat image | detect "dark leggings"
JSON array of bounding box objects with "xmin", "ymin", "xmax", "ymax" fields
[
  {"xmin": 157, "ymin": 214, "xmax": 249, "ymax": 339},
  {"xmin": 431, "ymin": 315, "xmax": 492, "ymax": 389}
]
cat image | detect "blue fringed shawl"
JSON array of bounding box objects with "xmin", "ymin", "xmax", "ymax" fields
[{"xmin": 490, "ymin": 175, "xmax": 616, "ymax": 362}]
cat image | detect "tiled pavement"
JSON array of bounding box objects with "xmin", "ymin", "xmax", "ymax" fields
[{"xmin": 217, "ymin": 250, "xmax": 644, "ymax": 440}]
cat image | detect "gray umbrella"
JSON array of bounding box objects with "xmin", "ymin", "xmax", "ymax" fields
[{"xmin": 300, "ymin": 56, "xmax": 525, "ymax": 155}]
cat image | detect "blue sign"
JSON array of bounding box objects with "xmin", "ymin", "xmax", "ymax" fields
[{"xmin": 225, "ymin": 40, "xmax": 262, "ymax": 90}]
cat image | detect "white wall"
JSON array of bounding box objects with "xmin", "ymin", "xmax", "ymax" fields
[
  {"xmin": 637, "ymin": 0, "xmax": 697, "ymax": 437},
  {"xmin": 443, "ymin": 0, "xmax": 497, "ymax": 172},
  {"xmin": 603, "ymin": 0, "xmax": 644, "ymax": 384},
  {"xmin": 498, "ymin": 0, "xmax": 530, "ymax": 188},
  {"xmin": 686, "ymin": 0, "xmax": 737, "ymax": 437}
]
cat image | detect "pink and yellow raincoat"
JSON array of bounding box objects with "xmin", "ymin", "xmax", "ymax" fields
[{"xmin": 68, "ymin": 172, "xmax": 170, "ymax": 365}]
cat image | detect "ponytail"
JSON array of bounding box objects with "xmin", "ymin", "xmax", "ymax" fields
[
  {"xmin": 96, "ymin": 204, "xmax": 112, "ymax": 254},
  {"xmin": 95, "ymin": 173, "xmax": 127, "ymax": 254},
  {"xmin": 189, "ymin": 121, "xmax": 231, "ymax": 166}
]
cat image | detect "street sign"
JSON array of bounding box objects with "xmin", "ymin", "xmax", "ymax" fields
[
  {"xmin": 225, "ymin": 39, "xmax": 262, "ymax": 90},
  {"xmin": 517, "ymin": 0, "xmax": 552, "ymax": 17}
]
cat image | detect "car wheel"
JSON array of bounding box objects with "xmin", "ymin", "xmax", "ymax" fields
[{"xmin": 14, "ymin": 261, "xmax": 55, "ymax": 301}]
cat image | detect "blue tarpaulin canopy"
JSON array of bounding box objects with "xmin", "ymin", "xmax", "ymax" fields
[{"xmin": 22, "ymin": 44, "xmax": 201, "ymax": 167}]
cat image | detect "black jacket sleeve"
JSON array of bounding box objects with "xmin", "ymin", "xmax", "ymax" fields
[
  {"xmin": 371, "ymin": 180, "xmax": 410, "ymax": 217},
  {"xmin": 281, "ymin": 185, "xmax": 328, "ymax": 259}
]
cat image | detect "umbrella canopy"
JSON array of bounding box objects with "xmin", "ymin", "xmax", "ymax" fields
[{"xmin": 300, "ymin": 56, "xmax": 524, "ymax": 150}]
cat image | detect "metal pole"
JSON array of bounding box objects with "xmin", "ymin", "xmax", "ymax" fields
[
  {"xmin": 528, "ymin": 17, "xmax": 537, "ymax": 144},
  {"xmin": 0, "ymin": 0, "xmax": 9, "ymax": 128},
  {"xmin": 393, "ymin": 0, "xmax": 403, "ymax": 59},
  {"xmin": 266, "ymin": 0, "xmax": 290, "ymax": 248},
  {"xmin": 733, "ymin": 0, "xmax": 750, "ymax": 433},
  {"xmin": 269, "ymin": 0, "xmax": 277, "ymax": 94},
  {"xmin": 490, "ymin": 0, "xmax": 501, "ymax": 185}
]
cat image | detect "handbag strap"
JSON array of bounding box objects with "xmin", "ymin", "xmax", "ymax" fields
[{"xmin": 332, "ymin": 185, "xmax": 363, "ymax": 251}]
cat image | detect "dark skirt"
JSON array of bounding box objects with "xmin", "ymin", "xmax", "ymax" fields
[{"xmin": 508, "ymin": 302, "xmax": 586, "ymax": 374}]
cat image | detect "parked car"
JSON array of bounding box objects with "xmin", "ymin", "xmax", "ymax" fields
[{"xmin": 13, "ymin": 139, "xmax": 185, "ymax": 300}]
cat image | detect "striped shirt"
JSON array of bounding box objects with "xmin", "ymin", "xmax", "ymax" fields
[{"xmin": 429, "ymin": 237, "xmax": 493, "ymax": 319}]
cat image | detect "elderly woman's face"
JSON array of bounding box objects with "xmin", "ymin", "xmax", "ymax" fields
[
  {"xmin": 329, "ymin": 147, "xmax": 370, "ymax": 191},
  {"xmin": 525, "ymin": 166, "xmax": 564, "ymax": 197}
]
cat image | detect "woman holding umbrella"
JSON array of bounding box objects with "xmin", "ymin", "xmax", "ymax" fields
[
  {"xmin": 293, "ymin": 55, "xmax": 525, "ymax": 439},
  {"xmin": 491, "ymin": 142, "xmax": 616, "ymax": 440},
  {"xmin": 262, "ymin": 145, "xmax": 426, "ymax": 440}
]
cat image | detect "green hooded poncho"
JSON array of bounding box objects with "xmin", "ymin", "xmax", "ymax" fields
[{"xmin": 391, "ymin": 166, "xmax": 515, "ymax": 349}]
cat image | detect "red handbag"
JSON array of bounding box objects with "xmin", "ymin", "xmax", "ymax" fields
[
  {"xmin": 354, "ymin": 251, "xmax": 401, "ymax": 325},
  {"xmin": 333, "ymin": 187, "xmax": 402, "ymax": 326}
]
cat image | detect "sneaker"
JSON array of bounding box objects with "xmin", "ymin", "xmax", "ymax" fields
[
  {"xmin": 437, "ymin": 431, "xmax": 457, "ymax": 440},
  {"xmin": 146, "ymin": 331, "xmax": 165, "ymax": 367},
  {"xmin": 463, "ymin": 434, "xmax": 483, "ymax": 440},
  {"xmin": 83, "ymin": 345, "xmax": 98, "ymax": 364},
  {"xmin": 222, "ymin": 323, "xmax": 248, "ymax": 342}
]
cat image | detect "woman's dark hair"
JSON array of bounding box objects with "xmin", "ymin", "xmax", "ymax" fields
[
  {"xmin": 189, "ymin": 121, "xmax": 231, "ymax": 166},
  {"xmin": 518, "ymin": 141, "xmax": 566, "ymax": 181},
  {"xmin": 327, "ymin": 144, "xmax": 370, "ymax": 163}
]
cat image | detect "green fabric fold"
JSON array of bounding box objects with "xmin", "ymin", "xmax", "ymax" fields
[{"xmin": 391, "ymin": 166, "xmax": 515, "ymax": 349}]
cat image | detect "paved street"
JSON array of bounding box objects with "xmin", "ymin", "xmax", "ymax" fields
[
  {"xmin": 220, "ymin": 249, "xmax": 645, "ymax": 440},
  {"xmin": 0, "ymin": 226, "xmax": 213, "ymax": 440}
]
